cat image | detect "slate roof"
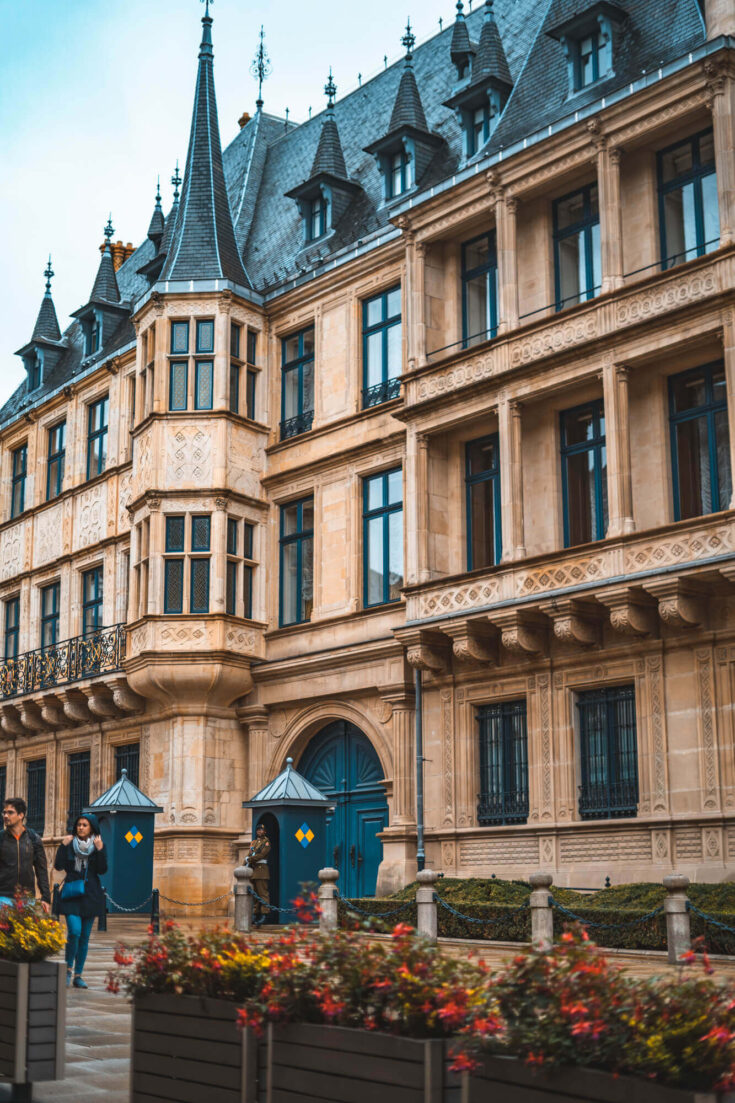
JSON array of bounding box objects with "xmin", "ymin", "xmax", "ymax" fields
[
  {"xmin": 389, "ymin": 59, "xmax": 430, "ymax": 133},
  {"xmin": 87, "ymin": 768, "xmax": 164, "ymax": 813},
  {"xmin": 473, "ymin": 1, "xmax": 512, "ymax": 88},
  {"xmin": 243, "ymin": 758, "xmax": 333, "ymax": 807},
  {"xmin": 31, "ymin": 293, "xmax": 61, "ymax": 344},
  {"xmin": 2, "ymin": 0, "xmax": 708, "ymax": 426},
  {"xmin": 311, "ymin": 109, "xmax": 349, "ymax": 179},
  {"xmin": 89, "ymin": 246, "xmax": 121, "ymax": 305},
  {"xmin": 146, "ymin": 185, "xmax": 165, "ymax": 246},
  {"xmin": 450, "ymin": 3, "xmax": 475, "ymax": 67}
]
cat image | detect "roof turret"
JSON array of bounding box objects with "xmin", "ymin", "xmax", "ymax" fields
[
  {"xmin": 473, "ymin": 0, "xmax": 512, "ymax": 87},
  {"xmin": 389, "ymin": 22, "xmax": 430, "ymax": 132},
  {"xmin": 146, "ymin": 179, "xmax": 165, "ymax": 248},
  {"xmin": 450, "ymin": 1, "xmax": 475, "ymax": 76},
  {"xmin": 161, "ymin": 7, "xmax": 249, "ymax": 285},
  {"xmin": 31, "ymin": 257, "xmax": 62, "ymax": 343},
  {"xmin": 310, "ymin": 70, "xmax": 348, "ymax": 179},
  {"xmin": 89, "ymin": 217, "xmax": 121, "ymax": 304}
]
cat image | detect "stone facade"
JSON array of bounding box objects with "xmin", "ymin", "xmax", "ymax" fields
[{"xmin": 2, "ymin": 2, "xmax": 735, "ymax": 905}]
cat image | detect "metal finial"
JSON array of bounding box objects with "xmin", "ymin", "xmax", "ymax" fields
[
  {"xmin": 104, "ymin": 215, "xmax": 114, "ymax": 243},
  {"xmin": 324, "ymin": 67, "xmax": 337, "ymax": 106},
  {"xmin": 439, "ymin": 17, "xmax": 443, "ymax": 30},
  {"xmin": 200, "ymin": 0, "xmax": 212, "ymax": 16},
  {"xmin": 171, "ymin": 161, "xmax": 182, "ymax": 199},
  {"xmin": 401, "ymin": 19, "xmax": 416, "ymax": 58},
  {"xmin": 44, "ymin": 255, "xmax": 54, "ymax": 295},
  {"xmin": 250, "ymin": 25, "xmax": 272, "ymax": 107},
  {"xmin": 456, "ymin": 0, "xmax": 464, "ymax": 13},
  {"xmin": 156, "ymin": 176, "xmax": 161, "ymax": 203}
]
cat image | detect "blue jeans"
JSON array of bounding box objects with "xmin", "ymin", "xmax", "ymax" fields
[
  {"xmin": 64, "ymin": 915, "xmax": 95, "ymax": 975},
  {"xmin": 0, "ymin": 896, "xmax": 14, "ymax": 907}
]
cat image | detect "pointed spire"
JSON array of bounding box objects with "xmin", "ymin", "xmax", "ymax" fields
[
  {"xmin": 310, "ymin": 70, "xmax": 348, "ymax": 178},
  {"xmin": 160, "ymin": 163, "xmax": 182, "ymax": 255},
  {"xmin": 147, "ymin": 178, "xmax": 165, "ymax": 247},
  {"xmin": 161, "ymin": 7, "xmax": 249, "ymax": 285},
  {"xmin": 472, "ymin": 0, "xmax": 512, "ymax": 86},
  {"xmin": 389, "ymin": 21, "xmax": 429, "ymax": 132},
  {"xmin": 90, "ymin": 217, "xmax": 121, "ymax": 303},
  {"xmin": 31, "ymin": 256, "xmax": 61, "ymax": 342},
  {"xmin": 450, "ymin": 0, "xmax": 475, "ymax": 73}
]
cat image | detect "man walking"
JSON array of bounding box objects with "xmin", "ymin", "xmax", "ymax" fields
[
  {"xmin": 0, "ymin": 798, "xmax": 51, "ymax": 912},
  {"xmin": 247, "ymin": 822, "xmax": 271, "ymax": 927}
]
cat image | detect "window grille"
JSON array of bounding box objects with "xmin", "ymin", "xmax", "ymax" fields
[
  {"xmin": 115, "ymin": 743, "xmax": 140, "ymax": 786},
  {"xmin": 26, "ymin": 759, "xmax": 46, "ymax": 835},
  {"xmin": 577, "ymin": 685, "xmax": 638, "ymax": 820},
  {"xmin": 67, "ymin": 751, "xmax": 90, "ymax": 833},
  {"xmin": 477, "ymin": 701, "xmax": 529, "ymax": 825}
]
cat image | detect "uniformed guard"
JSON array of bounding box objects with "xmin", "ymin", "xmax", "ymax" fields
[{"xmin": 246, "ymin": 822, "xmax": 271, "ymax": 926}]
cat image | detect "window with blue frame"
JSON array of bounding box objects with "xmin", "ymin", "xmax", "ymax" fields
[
  {"xmin": 308, "ymin": 195, "xmax": 327, "ymax": 241},
  {"xmin": 4, "ymin": 597, "xmax": 19, "ymax": 661},
  {"xmin": 164, "ymin": 515, "xmax": 185, "ymax": 614},
  {"xmin": 669, "ymin": 362, "xmax": 732, "ymax": 520},
  {"xmin": 81, "ymin": 566, "xmax": 103, "ymax": 635},
  {"xmin": 25, "ymin": 353, "xmax": 42, "ymax": 391},
  {"xmin": 281, "ymin": 327, "xmax": 315, "ymax": 439},
  {"xmin": 553, "ymin": 184, "xmax": 601, "ymax": 310},
  {"xmin": 229, "ymin": 322, "xmax": 242, "ymax": 415},
  {"xmin": 363, "ymin": 469, "xmax": 403, "ymax": 608},
  {"xmin": 46, "ymin": 421, "xmax": 65, "ymax": 501},
  {"xmin": 387, "ymin": 148, "xmax": 412, "ymax": 199},
  {"xmin": 659, "ymin": 130, "xmax": 719, "ymax": 270},
  {"xmin": 279, "ymin": 498, "xmax": 313, "ymax": 626},
  {"xmin": 195, "ymin": 360, "xmax": 214, "ymax": 410},
  {"xmin": 466, "ymin": 435, "xmax": 502, "ymax": 570},
  {"xmin": 362, "ymin": 286, "xmax": 402, "ymax": 408},
  {"xmin": 40, "ymin": 581, "xmax": 60, "ymax": 649},
  {"xmin": 169, "ymin": 362, "xmax": 188, "ymax": 411},
  {"xmin": 226, "ymin": 518, "xmax": 238, "ymax": 616},
  {"xmin": 466, "ymin": 104, "xmax": 492, "ymax": 157},
  {"xmin": 170, "ymin": 320, "xmax": 189, "ymax": 355},
  {"xmin": 462, "ymin": 232, "xmax": 498, "ymax": 348},
  {"xmin": 574, "ymin": 27, "xmax": 612, "ymax": 90},
  {"xmin": 86, "ymin": 395, "xmax": 109, "ymax": 479},
  {"xmin": 11, "ymin": 444, "xmax": 27, "ymax": 520},
  {"xmin": 190, "ymin": 515, "xmax": 211, "ymax": 615},
  {"xmin": 577, "ymin": 684, "xmax": 638, "ymax": 820},
  {"xmin": 560, "ymin": 400, "xmax": 607, "ymax": 547},
  {"xmin": 196, "ymin": 319, "xmax": 214, "ymax": 354},
  {"xmin": 477, "ymin": 700, "xmax": 529, "ymax": 825},
  {"xmin": 26, "ymin": 759, "xmax": 46, "ymax": 835},
  {"xmin": 246, "ymin": 370, "xmax": 257, "ymax": 420}
]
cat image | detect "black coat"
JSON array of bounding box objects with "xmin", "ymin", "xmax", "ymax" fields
[
  {"xmin": 0, "ymin": 827, "xmax": 51, "ymax": 904},
  {"xmin": 54, "ymin": 843, "xmax": 107, "ymax": 918}
]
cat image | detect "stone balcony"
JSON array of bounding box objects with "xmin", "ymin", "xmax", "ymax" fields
[
  {"xmin": 400, "ymin": 512, "xmax": 735, "ymax": 666},
  {"xmin": 0, "ymin": 624, "xmax": 144, "ymax": 737}
]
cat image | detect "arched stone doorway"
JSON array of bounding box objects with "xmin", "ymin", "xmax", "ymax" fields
[{"xmin": 298, "ymin": 720, "xmax": 388, "ymax": 898}]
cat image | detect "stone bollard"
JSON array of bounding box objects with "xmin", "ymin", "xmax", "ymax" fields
[
  {"xmin": 234, "ymin": 865, "xmax": 254, "ymax": 933},
  {"xmin": 416, "ymin": 869, "xmax": 440, "ymax": 944},
  {"xmin": 663, "ymin": 873, "xmax": 691, "ymax": 964},
  {"xmin": 529, "ymin": 872, "xmax": 554, "ymax": 950},
  {"xmin": 318, "ymin": 867, "xmax": 340, "ymax": 933}
]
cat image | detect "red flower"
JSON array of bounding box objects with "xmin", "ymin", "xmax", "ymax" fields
[
  {"xmin": 449, "ymin": 1051, "xmax": 478, "ymax": 1073},
  {"xmin": 701, "ymin": 1026, "xmax": 735, "ymax": 1048},
  {"xmin": 391, "ymin": 922, "xmax": 414, "ymax": 939}
]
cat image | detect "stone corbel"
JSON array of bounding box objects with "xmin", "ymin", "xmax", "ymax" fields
[
  {"xmin": 236, "ymin": 703, "xmax": 269, "ymax": 733},
  {"xmin": 17, "ymin": 701, "xmax": 46, "ymax": 734},
  {"xmin": 58, "ymin": 689, "xmax": 93, "ymax": 726},
  {"xmin": 108, "ymin": 677, "xmax": 145, "ymax": 715},
  {"xmin": 641, "ymin": 579, "xmax": 706, "ymax": 630},
  {"xmin": 0, "ymin": 706, "xmax": 25, "ymax": 738},
  {"xmin": 396, "ymin": 629, "xmax": 450, "ymax": 675},
  {"xmin": 39, "ymin": 695, "xmax": 66, "ymax": 730},
  {"xmin": 486, "ymin": 610, "xmax": 546, "ymax": 656},
  {"xmin": 84, "ymin": 685, "xmax": 121, "ymax": 720},
  {"xmin": 539, "ymin": 598, "xmax": 600, "ymax": 648},
  {"xmin": 439, "ymin": 619, "xmax": 498, "ymax": 666},
  {"xmin": 596, "ymin": 586, "xmax": 657, "ymax": 637}
]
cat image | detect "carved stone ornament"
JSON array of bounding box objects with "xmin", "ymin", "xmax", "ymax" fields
[
  {"xmin": 641, "ymin": 579, "xmax": 705, "ymax": 629},
  {"xmin": 109, "ymin": 677, "xmax": 145, "ymax": 714},
  {"xmin": 539, "ymin": 599, "xmax": 599, "ymax": 647},
  {"xmin": 596, "ymin": 586, "xmax": 656, "ymax": 637},
  {"xmin": 439, "ymin": 619, "xmax": 498, "ymax": 665},
  {"xmin": 0, "ymin": 706, "xmax": 25, "ymax": 738},
  {"xmin": 59, "ymin": 690, "xmax": 93, "ymax": 725},
  {"xmin": 18, "ymin": 702, "xmax": 45, "ymax": 734},
  {"xmin": 150, "ymin": 291, "xmax": 164, "ymax": 317},
  {"xmin": 40, "ymin": 697, "xmax": 65, "ymax": 730},
  {"xmin": 397, "ymin": 629, "xmax": 450, "ymax": 674},
  {"xmin": 487, "ymin": 610, "xmax": 546, "ymax": 656}
]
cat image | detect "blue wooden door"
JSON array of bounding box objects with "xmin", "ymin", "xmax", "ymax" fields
[{"xmin": 298, "ymin": 722, "xmax": 387, "ymax": 898}]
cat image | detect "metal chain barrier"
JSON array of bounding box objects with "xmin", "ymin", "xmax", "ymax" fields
[
  {"xmin": 687, "ymin": 901, "xmax": 735, "ymax": 936},
  {"xmin": 158, "ymin": 890, "xmax": 233, "ymax": 907},
  {"xmin": 549, "ymin": 897, "xmax": 664, "ymax": 930},
  {"xmin": 434, "ymin": 894, "xmax": 530, "ymax": 926},
  {"xmin": 104, "ymin": 891, "xmax": 153, "ymax": 913},
  {"xmin": 248, "ymin": 885, "xmax": 310, "ymax": 916},
  {"xmin": 337, "ymin": 890, "xmax": 414, "ymax": 920}
]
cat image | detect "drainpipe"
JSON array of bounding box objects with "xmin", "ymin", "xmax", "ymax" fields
[{"xmin": 414, "ymin": 667, "xmax": 425, "ymax": 872}]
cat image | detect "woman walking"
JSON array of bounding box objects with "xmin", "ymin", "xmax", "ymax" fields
[{"xmin": 54, "ymin": 812, "xmax": 107, "ymax": 989}]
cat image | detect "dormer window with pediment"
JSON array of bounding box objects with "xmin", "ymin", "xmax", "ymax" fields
[
  {"xmin": 15, "ymin": 258, "xmax": 64, "ymax": 394},
  {"xmin": 546, "ymin": 1, "xmax": 626, "ymax": 96},
  {"xmin": 308, "ymin": 195, "xmax": 328, "ymax": 242},
  {"xmin": 444, "ymin": 1, "xmax": 512, "ymax": 160},
  {"xmin": 23, "ymin": 351, "xmax": 43, "ymax": 392}
]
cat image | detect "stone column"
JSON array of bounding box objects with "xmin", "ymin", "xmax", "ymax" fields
[
  {"xmin": 381, "ymin": 688, "xmax": 416, "ymax": 827},
  {"xmin": 529, "ymin": 872, "xmax": 554, "ymax": 950},
  {"xmin": 215, "ymin": 293, "xmax": 232, "ymax": 409},
  {"xmin": 211, "ymin": 498, "xmax": 228, "ymax": 614},
  {"xmin": 146, "ymin": 501, "xmax": 163, "ymax": 617},
  {"xmin": 498, "ymin": 397, "xmax": 526, "ymax": 560},
  {"xmin": 416, "ymin": 869, "xmax": 439, "ymax": 943},
  {"xmin": 706, "ymin": 63, "xmax": 735, "ymax": 248},
  {"xmin": 495, "ymin": 191, "xmax": 519, "ymax": 332},
  {"xmin": 596, "ymin": 142, "xmax": 624, "ymax": 293},
  {"xmin": 602, "ymin": 361, "xmax": 635, "ymax": 536},
  {"xmin": 318, "ymin": 867, "xmax": 339, "ymax": 932},
  {"xmin": 722, "ymin": 312, "xmax": 735, "ymax": 508},
  {"xmin": 234, "ymin": 865, "xmax": 254, "ymax": 932},
  {"xmin": 152, "ymin": 311, "xmax": 167, "ymax": 414},
  {"xmin": 404, "ymin": 428, "xmax": 428, "ymax": 585},
  {"xmin": 663, "ymin": 874, "xmax": 691, "ymax": 964},
  {"xmin": 238, "ymin": 705, "xmax": 270, "ymax": 802},
  {"xmin": 399, "ymin": 223, "xmax": 427, "ymax": 371},
  {"xmin": 417, "ymin": 434, "xmax": 430, "ymax": 583}
]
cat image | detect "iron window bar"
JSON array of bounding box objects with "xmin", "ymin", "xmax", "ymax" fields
[
  {"xmin": 577, "ymin": 685, "xmax": 638, "ymax": 821},
  {"xmin": 280, "ymin": 411, "xmax": 314, "ymax": 439},
  {"xmin": 477, "ymin": 700, "xmax": 529, "ymax": 826},
  {"xmin": 0, "ymin": 623, "xmax": 126, "ymax": 702},
  {"xmin": 362, "ymin": 378, "xmax": 401, "ymax": 408}
]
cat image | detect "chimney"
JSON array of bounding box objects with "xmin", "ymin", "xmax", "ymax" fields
[{"xmin": 238, "ymin": 111, "xmax": 252, "ymax": 129}]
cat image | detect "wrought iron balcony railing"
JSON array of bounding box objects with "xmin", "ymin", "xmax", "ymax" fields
[
  {"xmin": 578, "ymin": 779, "xmax": 638, "ymax": 821},
  {"xmin": 280, "ymin": 411, "xmax": 314, "ymax": 440},
  {"xmin": 0, "ymin": 624, "xmax": 126, "ymax": 701},
  {"xmin": 362, "ymin": 377, "xmax": 401, "ymax": 409},
  {"xmin": 477, "ymin": 789, "xmax": 529, "ymax": 826}
]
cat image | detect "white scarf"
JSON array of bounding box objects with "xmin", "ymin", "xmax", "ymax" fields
[{"xmin": 72, "ymin": 835, "xmax": 94, "ymax": 873}]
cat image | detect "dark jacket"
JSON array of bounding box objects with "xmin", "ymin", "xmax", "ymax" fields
[
  {"xmin": 0, "ymin": 826, "xmax": 51, "ymax": 904},
  {"xmin": 54, "ymin": 842, "xmax": 108, "ymax": 918}
]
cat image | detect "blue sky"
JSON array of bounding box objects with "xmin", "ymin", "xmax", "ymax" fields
[{"xmin": 0, "ymin": 0, "xmax": 460, "ymax": 406}]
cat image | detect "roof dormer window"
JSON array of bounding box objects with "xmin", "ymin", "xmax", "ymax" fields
[
  {"xmin": 546, "ymin": 2, "xmax": 625, "ymax": 97},
  {"xmin": 83, "ymin": 310, "xmax": 102, "ymax": 358},
  {"xmin": 308, "ymin": 195, "xmax": 328, "ymax": 241},
  {"xmin": 24, "ymin": 352, "xmax": 43, "ymax": 392},
  {"xmin": 389, "ymin": 147, "xmax": 414, "ymax": 199},
  {"xmin": 575, "ymin": 26, "xmax": 612, "ymax": 89}
]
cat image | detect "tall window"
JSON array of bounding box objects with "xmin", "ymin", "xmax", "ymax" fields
[
  {"xmin": 81, "ymin": 566, "xmax": 104, "ymax": 635},
  {"xmin": 477, "ymin": 701, "xmax": 529, "ymax": 825},
  {"xmin": 190, "ymin": 515, "xmax": 211, "ymax": 614},
  {"xmin": 467, "ymin": 104, "xmax": 492, "ymax": 157},
  {"xmin": 226, "ymin": 518, "xmax": 239, "ymax": 616},
  {"xmin": 194, "ymin": 360, "xmax": 214, "ymax": 410},
  {"xmin": 462, "ymin": 232, "xmax": 498, "ymax": 348},
  {"xmin": 164, "ymin": 516, "xmax": 185, "ymax": 614},
  {"xmin": 308, "ymin": 196, "xmax": 327, "ymax": 241},
  {"xmin": 10, "ymin": 444, "xmax": 27, "ymax": 519},
  {"xmin": 577, "ymin": 685, "xmax": 638, "ymax": 820},
  {"xmin": 363, "ymin": 286, "xmax": 402, "ymax": 408},
  {"xmin": 46, "ymin": 421, "xmax": 66, "ymax": 501},
  {"xmin": 67, "ymin": 751, "xmax": 90, "ymax": 833},
  {"xmin": 226, "ymin": 518, "xmax": 257, "ymax": 618},
  {"xmin": 26, "ymin": 759, "xmax": 46, "ymax": 835},
  {"xmin": 169, "ymin": 361, "xmax": 188, "ymax": 411},
  {"xmin": 281, "ymin": 327, "xmax": 315, "ymax": 439},
  {"xmin": 4, "ymin": 597, "xmax": 19, "ymax": 660},
  {"xmin": 561, "ymin": 400, "xmax": 607, "ymax": 547},
  {"xmin": 115, "ymin": 742, "xmax": 140, "ymax": 786},
  {"xmin": 669, "ymin": 363, "xmax": 732, "ymax": 520},
  {"xmin": 243, "ymin": 522, "xmax": 255, "ymax": 619},
  {"xmin": 388, "ymin": 149, "xmax": 412, "ymax": 198},
  {"xmin": 466, "ymin": 435, "xmax": 502, "ymax": 570},
  {"xmin": 40, "ymin": 582, "xmax": 60, "ymax": 649},
  {"xmin": 553, "ymin": 184, "xmax": 601, "ymax": 310},
  {"xmin": 363, "ymin": 469, "xmax": 403, "ymax": 608},
  {"xmin": 280, "ymin": 498, "xmax": 314, "ymax": 627},
  {"xmin": 86, "ymin": 395, "xmax": 109, "ymax": 479},
  {"xmin": 659, "ymin": 130, "xmax": 719, "ymax": 270},
  {"xmin": 229, "ymin": 322, "xmax": 242, "ymax": 415},
  {"xmin": 574, "ymin": 27, "xmax": 612, "ymax": 89}
]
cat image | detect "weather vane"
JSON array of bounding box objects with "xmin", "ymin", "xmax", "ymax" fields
[
  {"xmin": 104, "ymin": 215, "xmax": 114, "ymax": 244},
  {"xmin": 402, "ymin": 19, "xmax": 416, "ymax": 59},
  {"xmin": 324, "ymin": 68, "xmax": 336, "ymax": 107},
  {"xmin": 200, "ymin": 0, "xmax": 212, "ymax": 16},
  {"xmin": 172, "ymin": 161, "xmax": 182, "ymax": 200},
  {"xmin": 250, "ymin": 25, "xmax": 271, "ymax": 108},
  {"xmin": 44, "ymin": 256, "xmax": 54, "ymax": 294}
]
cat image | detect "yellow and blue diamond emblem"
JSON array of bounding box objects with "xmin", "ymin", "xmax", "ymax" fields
[
  {"xmin": 125, "ymin": 826, "xmax": 143, "ymax": 849},
  {"xmin": 295, "ymin": 823, "xmax": 314, "ymax": 849}
]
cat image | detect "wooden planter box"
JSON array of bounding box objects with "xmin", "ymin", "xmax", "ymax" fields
[
  {"xmin": 0, "ymin": 960, "xmax": 66, "ymax": 1086},
  {"xmin": 445, "ymin": 1052, "xmax": 735, "ymax": 1103}
]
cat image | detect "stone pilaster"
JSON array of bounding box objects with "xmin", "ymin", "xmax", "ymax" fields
[
  {"xmin": 602, "ymin": 361, "xmax": 635, "ymax": 536},
  {"xmin": 211, "ymin": 498, "xmax": 228, "ymax": 614},
  {"xmin": 495, "ymin": 190, "xmax": 519, "ymax": 332},
  {"xmin": 596, "ymin": 140, "xmax": 624, "ymax": 293},
  {"xmin": 706, "ymin": 61, "xmax": 735, "ymax": 247},
  {"xmin": 237, "ymin": 704, "xmax": 270, "ymax": 806},
  {"xmin": 498, "ymin": 397, "xmax": 525, "ymax": 560},
  {"xmin": 379, "ymin": 686, "xmax": 416, "ymax": 826}
]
